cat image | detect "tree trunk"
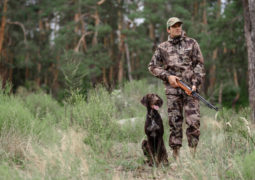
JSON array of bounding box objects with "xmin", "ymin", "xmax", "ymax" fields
[
  {"xmin": 51, "ymin": 14, "xmax": 61, "ymax": 94},
  {"xmin": 0, "ymin": 0, "xmax": 8, "ymax": 87},
  {"xmin": 232, "ymin": 68, "xmax": 240, "ymax": 109},
  {"xmin": 36, "ymin": 17, "xmax": 43, "ymax": 87},
  {"xmin": 74, "ymin": 13, "xmax": 80, "ymax": 34},
  {"xmin": 36, "ymin": 63, "xmax": 42, "ymax": 87},
  {"xmin": 52, "ymin": 56, "xmax": 59, "ymax": 94},
  {"xmin": 242, "ymin": 0, "xmax": 255, "ymax": 122},
  {"xmin": 109, "ymin": 32, "xmax": 114, "ymax": 84},
  {"xmin": 149, "ymin": 23, "xmax": 155, "ymax": 40},
  {"xmin": 8, "ymin": 54, "xmax": 13, "ymax": 84},
  {"xmin": 202, "ymin": 0, "xmax": 207, "ymax": 25},
  {"xmin": 218, "ymin": 82, "xmax": 223, "ymax": 105},
  {"xmin": 208, "ymin": 49, "xmax": 217, "ymax": 94},
  {"xmin": 208, "ymin": 0, "xmax": 221, "ymax": 95},
  {"xmin": 125, "ymin": 42, "xmax": 133, "ymax": 81},
  {"xmin": 0, "ymin": 0, "xmax": 8, "ymax": 55},
  {"xmin": 1, "ymin": 50, "xmax": 8, "ymax": 88},
  {"xmin": 217, "ymin": 0, "xmax": 221, "ymax": 18},
  {"xmin": 109, "ymin": 66, "xmax": 113, "ymax": 84},
  {"xmin": 80, "ymin": 15, "xmax": 88, "ymax": 52},
  {"xmin": 117, "ymin": 0, "xmax": 124, "ymax": 84},
  {"xmin": 102, "ymin": 68, "xmax": 107, "ymax": 85},
  {"xmin": 102, "ymin": 36, "xmax": 108, "ymax": 85},
  {"xmin": 118, "ymin": 58, "xmax": 124, "ymax": 83},
  {"xmin": 25, "ymin": 54, "xmax": 29, "ymax": 81},
  {"xmin": 92, "ymin": 8, "xmax": 100, "ymax": 46},
  {"xmin": 192, "ymin": 1, "xmax": 199, "ymax": 21},
  {"xmin": 74, "ymin": 9, "xmax": 90, "ymax": 53}
]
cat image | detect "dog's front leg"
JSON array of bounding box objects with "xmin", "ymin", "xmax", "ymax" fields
[
  {"xmin": 147, "ymin": 143, "xmax": 156, "ymax": 166},
  {"xmin": 156, "ymin": 137, "xmax": 162, "ymax": 163}
]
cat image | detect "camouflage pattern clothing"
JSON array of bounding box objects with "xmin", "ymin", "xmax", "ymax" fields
[{"xmin": 148, "ymin": 32, "xmax": 205, "ymax": 149}]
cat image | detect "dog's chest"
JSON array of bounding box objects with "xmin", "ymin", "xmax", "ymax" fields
[{"xmin": 147, "ymin": 112, "xmax": 160, "ymax": 137}]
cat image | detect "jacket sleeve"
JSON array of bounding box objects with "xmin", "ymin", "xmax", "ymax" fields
[
  {"xmin": 191, "ymin": 40, "xmax": 205, "ymax": 87},
  {"xmin": 148, "ymin": 47, "xmax": 171, "ymax": 82}
]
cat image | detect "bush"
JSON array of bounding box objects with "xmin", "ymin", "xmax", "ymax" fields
[
  {"xmin": 0, "ymin": 91, "xmax": 61, "ymax": 140},
  {"xmin": 226, "ymin": 151, "xmax": 255, "ymax": 179},
  {"xmin": 241, "ymin": 151, "xmax": 255, "ymax": 179},
  {"xmin": 21, "ymin": 92, "xmax": 64, "ymax": 123},
  {"xmin": 113, "ymin": 79, "xmax": 166, "ymax": 119},
  {"xmin": 70, "ymin": 86, "xmax": 121, "ymax": 152},
  {"xmin": 0, "ymin": 93, "xmax": 34, "ymax": 135},
  {"xmin": 0, "ymin": 162, "xmax": 22, "ymax": 179},
  {"xmin": 217, "ymin": 107, "xmax": 254, "ymax": 153}
]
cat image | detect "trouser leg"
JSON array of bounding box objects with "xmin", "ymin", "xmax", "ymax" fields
[
  {"xmin": 184, "ymin": 95, "xmax": 200, "ymax": 148},
  {"xmin": 167, "ymin": 94, "xmax": 184, "ymax": 149}
]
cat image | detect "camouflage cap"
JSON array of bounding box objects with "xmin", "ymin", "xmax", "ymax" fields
[{"xmin": 167, "ymin": 17, "xmax": 183, "ymax": 29}]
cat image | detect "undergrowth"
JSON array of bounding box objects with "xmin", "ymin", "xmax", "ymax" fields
[{"xmin": 0, "ymin": 79, "xmax": 254, "ymax": 179}]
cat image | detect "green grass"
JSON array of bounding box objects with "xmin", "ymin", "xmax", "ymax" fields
[{"xmin": 0, "ymin": 79, "xmax": 254, "ymax": 179}]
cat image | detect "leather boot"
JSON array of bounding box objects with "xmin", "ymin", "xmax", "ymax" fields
[{"xmin": 173, "ymin": 148, "xmax": 180, "ymax": 160}]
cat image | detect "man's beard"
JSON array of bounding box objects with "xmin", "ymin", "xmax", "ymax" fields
[
  {"xmin": 174, "ymin": 31, "xmax": 182, "ymax": 38},
  {"xmin": 172, "ymin": 35, "xmax": 181, "ymax": 44}
]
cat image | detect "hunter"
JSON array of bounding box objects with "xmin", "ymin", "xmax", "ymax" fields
[{"xmin": 148, "ymin": 17, "xmax": 205, "ymax": 160}]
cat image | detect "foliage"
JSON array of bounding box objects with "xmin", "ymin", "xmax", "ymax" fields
[
  {"xmin": 226, "ymin": 150, "xmax": 255, "ymax": 180},
  {"xmin": 0, "ymin": 0, "xmax": 253, "ymax": 177},
  {"xmin": 0, "ymin": 0, "xmax": 248, "ymax": 107},
  {"xmin": 0, "ymin": 80, "xmax": 254, "ymax": 179}
]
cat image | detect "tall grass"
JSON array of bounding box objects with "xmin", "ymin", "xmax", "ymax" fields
[{"xmin": 0, "ymin": 79, "xmax": 254, "ymax": 179}]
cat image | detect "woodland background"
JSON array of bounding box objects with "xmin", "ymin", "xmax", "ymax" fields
[
  {"xmin": 1, "ymin": 0, "xmax": 255, "ymax": 179},
  {"xmin": 0, "ymin": 0, "xmax": 252, "ymax": 109}
]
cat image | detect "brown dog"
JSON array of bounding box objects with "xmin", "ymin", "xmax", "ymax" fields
[{"xmin": 141, "ymin": 94, "xmax": 168, "ymax": 166}]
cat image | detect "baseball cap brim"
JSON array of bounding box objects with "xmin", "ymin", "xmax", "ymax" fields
[
  {"xmin": 167, "ymin": 17, "xmax": 183, "ymax": 28},
  {"xmin": 170, "ymin": 20, "xmax": 182, "ymax": 26}
]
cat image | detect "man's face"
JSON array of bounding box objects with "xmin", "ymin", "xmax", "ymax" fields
[{"xmin": 167, "ymin": 22, "xmax": 182, "ymax": 38}]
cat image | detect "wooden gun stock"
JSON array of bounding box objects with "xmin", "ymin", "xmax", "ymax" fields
[{"xmin": 176, "ymin": 79, "xmax": 193, "ymax": 96}]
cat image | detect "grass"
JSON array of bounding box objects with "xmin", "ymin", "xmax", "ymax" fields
[{"xmin": 0, "ymin": 79, "xmax": 254, "ymax": 179}]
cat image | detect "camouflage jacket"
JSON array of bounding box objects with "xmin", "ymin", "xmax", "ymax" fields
[{"xmin": 148, "ymin": 32, "xmax": 205, "ymax": 95}]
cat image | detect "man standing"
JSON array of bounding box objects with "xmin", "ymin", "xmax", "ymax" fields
[{"xmin": 148, "ymin": 17, "xmax": 205, "ymax": 160}]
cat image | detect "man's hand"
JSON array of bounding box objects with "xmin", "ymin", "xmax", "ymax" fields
[
  {"xmin": 192, "ymin": 85, "xmax": 196, "ymax": 92},
  {"xmin": 167, "ymin": 75, "xmax": 180, "ymax": 88}
]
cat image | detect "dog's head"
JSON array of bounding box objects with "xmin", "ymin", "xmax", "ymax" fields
[{"xmin": 141, "ymin": 94, "xmax": 163, "ymax": 110}]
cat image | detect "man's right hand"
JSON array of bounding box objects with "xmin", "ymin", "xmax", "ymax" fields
[{"xmin": 167, "ymin": 75, "xmax": 180, "ymax": 88}]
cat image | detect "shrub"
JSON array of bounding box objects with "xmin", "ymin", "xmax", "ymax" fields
[
  {"xmin": 0, "ymin": 93, "xmax": 34, "ymax": 135},
  {"xmin": 21, "ymin": 92, "xmax": 64, "ymax": 123},
  {"xmin": 226, "ymin": 150, "xmax": 255, "ymax": 179}
]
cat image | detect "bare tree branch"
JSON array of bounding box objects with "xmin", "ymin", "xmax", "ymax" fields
[
  {"xmin": 74, "ymin": 32, "xmax": 92, "ymax": 52},
  {"xmin": 97, "ymin": 0, "xmax": 106, "ymax": 5},
  {"xmin": 7, "ymin": 21, "xmax": 27, "ymax": 43}
]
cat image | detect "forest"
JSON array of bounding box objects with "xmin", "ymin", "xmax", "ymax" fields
[
  {"xmin": 0, "ymin": 0, "xmax": 255, "ymax": 179},
  {"xmin": 0, "ymin": 0, "xmax": 254, "ymax": 108}
]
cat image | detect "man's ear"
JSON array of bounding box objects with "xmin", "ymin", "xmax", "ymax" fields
[
  {"xmin": 141, "ymin": 95, "xmax": 148, "ymax": 107},
  {"xmin": 167, "ymin": 27, "xmax": 171, "ymax": 34}
]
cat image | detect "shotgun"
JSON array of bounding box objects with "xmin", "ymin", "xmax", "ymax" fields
[{"xmin": 176, "ymin": 79, "xmax": 218, "ymax": 111}]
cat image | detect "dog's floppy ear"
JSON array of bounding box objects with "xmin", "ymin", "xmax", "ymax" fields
[{"xmin": 141, "ymin": 95, "xmax": 148, "ymax": 107}]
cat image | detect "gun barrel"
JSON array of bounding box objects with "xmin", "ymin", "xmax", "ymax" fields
[
  {"xmin": 192, "ymin": 92, "xmax": 218, "ymax": 111},
  {"xmin": 178, "ymin": 79, "xmax": 218, "ymax": 111}
]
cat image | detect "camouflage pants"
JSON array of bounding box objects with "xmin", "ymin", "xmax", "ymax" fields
[{"xmin": 166, "ymin": 94, "xmax": 200, "ymax": 149}]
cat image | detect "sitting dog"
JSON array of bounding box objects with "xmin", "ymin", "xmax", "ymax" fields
[{"xmin": 141, "ymin": 94, "xmax": 168, "ymax": 166}]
